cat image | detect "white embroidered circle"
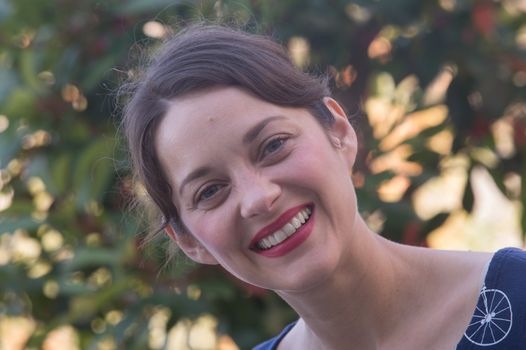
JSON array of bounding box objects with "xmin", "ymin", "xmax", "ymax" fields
[{"xmin": 464, "ymin": 287, "xmax": 513, "ymax": 346}]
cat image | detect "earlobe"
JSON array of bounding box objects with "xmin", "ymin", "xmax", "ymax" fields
[{"xmin": 165, "ymin": 223, "xmax": 219, "ymax": 265}]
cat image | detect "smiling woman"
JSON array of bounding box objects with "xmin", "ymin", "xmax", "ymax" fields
[{"xmin": 120, "ymin": 25, "xmax": 526, "ymax": 350}]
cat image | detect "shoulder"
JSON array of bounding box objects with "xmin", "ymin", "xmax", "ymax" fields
[
  {"xmin": 456, "ymin": 247, "xmax": 526, "ymax": 349},
  {"xmin": 252, "ymin": 322, "xmax": 297, "ymax": 350},
  {"xmin": 484, "ymin": 247, "xmax": 526, "ymax": 300}
]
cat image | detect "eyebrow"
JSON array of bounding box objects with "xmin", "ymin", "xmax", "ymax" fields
[
  {"xmin": 179, "ymin": 116, "xmax": 286, "ymax": 195},
  {"xmin": 179, "ymin": 166, "xmax": 212, "ymax": 195},
  {"xmin": 242, "ymin": 115, "xmax": 286, "ymax": 144}
]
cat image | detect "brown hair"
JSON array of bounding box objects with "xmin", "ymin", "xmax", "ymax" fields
[{"xmin": 121, "ymin": 24, "xmax": 333, "ymax": 241}]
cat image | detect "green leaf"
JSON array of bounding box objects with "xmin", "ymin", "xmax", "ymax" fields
[
  {"xmin": 115, "ymin": 0, "xmax": 186, "ymax": 15},
  {"xmin": 0, "ymin": 216, "xmax": 40, "ymax": 233},
  {"xmin": 0, "ymin": 0, "xmax": 13, "ymax": 23},
  {"xmin": 73, "ymin": 137, "xmax": 115, "ymax": 209},
  {"xmin": 19, "ymin": 49, "xmax": 43, "ymax": 92},
  {"xmin": 62, "ymin": 247, "xmax": 122, "ymax": 271},
  {"xmin": 0, "ymin": 68, "xmax": 20, "ymax": 106},
  {"xmin": 0, "ymin": 128, "xmax": 22, "ymax": 168},
  {"xmin": 2, "ymin": 88, "xmax": 36, "ymax": 119},
  {"xmin": 50, "ymin": 153, "xmax": 72, "ymax": 196},
  {"xmin": 68, "ymin": 279, "xmax": 138, "ymax": 320}
]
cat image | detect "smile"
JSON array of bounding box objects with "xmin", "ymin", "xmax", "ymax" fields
[
  {"xmin": 250, "ymin": 203, "xmax": 315, "ymax": 257},
  {"xmin": 257, "ymin": 207, "xmax": 312, "ymax": 250}
]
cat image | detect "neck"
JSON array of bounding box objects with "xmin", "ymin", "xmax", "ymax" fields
[{"xmin": 276, "ymin": 216, "xmax": 429, "ymax": 350}]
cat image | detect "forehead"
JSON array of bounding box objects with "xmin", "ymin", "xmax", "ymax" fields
[
  {"xmin": 156, "ymin": 87, "xmax": 285, "ymax": 150},
  {"xmin": 154, "ymin": 87, "xmax": 297, "ymax": 183}
]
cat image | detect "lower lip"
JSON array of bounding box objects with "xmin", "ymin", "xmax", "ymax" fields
[{"xmin": 255, "ymin": 207, "xmax": 315, "ymax": 258}]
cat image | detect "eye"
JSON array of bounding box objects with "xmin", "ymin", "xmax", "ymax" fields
[
  {"xmin": 196, "ymin": 184, "xmax": 223, "ymax": 203},
  {"xmin": 260, "ymin": 137, "xmax": 286, "ymax": 159}
]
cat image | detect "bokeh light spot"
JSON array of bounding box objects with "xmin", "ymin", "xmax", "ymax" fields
[
  {"xmin": 377, "ymin": 175, "xmax": 411, "ymax": 202},
  {"xmin": 187, "ymin": 284, "xmax": 201, "ymax": 300},
  {"xmin": 7, "ymin": 159, "xmax": 22, "ymax": 176},
  {"xmin": 88, "ymin": 267, "xmax": 112, "ymax": 287},
  {"xmin": 148, "ymin": 307, "xmax": 171, "ymax": 349},
  {"xmin": 218, "ymin": 335, "xmax": 241, "ymax": 350},
  {"xmin": 512, "ymin": 71, "xmax": 526, "ymax": 87},
  {"xmin": 27, "ymin": 176, "xmax": 45, "ymax": 194},
  {"xmin": 0, "ymin": 316, "xmax": 36, "ymax": 350},
  {"xmin": 0, "ymin": 187, "xmax": 14, "ymax": 212},
  {"xmin": 11, "ymin": 229, "xmax": 41, "ymax": 264},
  {"xmin": 43, "ymin": 280, "xmax": 59, "ymax": 299},
  {"xmin": 105, "ymin": 310, "xmax": 123, "ymax": 326},
  {"xmin": 22, "ymin": 130, "xmax": 52, "ymax": 149},
  {"xmin": 91, "ymin": 318, "xmax": 106, "ymax": 334},
  {"xmin": 34, "ymin": 191, "xmax": 54, "ymax": 212},
  {"xmin": 0, "ymin": 115, "xmax": 8, "ymax": 133},
  {"xmin": 28, "ymin": 260, "xmax": 52, "ymax": 278},
  {"xmin": 412, "ymin": 155, "xmax": 469, "ymax": 220},
  {"xmin": 345, "ymin": 4, "xmax": 372, "ymax": 23},
  {"xmin": 37, "ymin": 71, "xmax": 56, "ymax": 85},
  {"xmin": 143, "ymin": 21, "xmax": 168, "ymax": 39},
  {"xmin": 72, "ymin": 95, "xmax": 87, "ymax": 111},
  {"xmin": 62, "ymin": 84, "xmax": 80, "ymax": 102},
  {"xmin": 288, "ymin": 36, "xmax": 310, "ymax": 69},
  {"xmin": 426, "ymin": 129, "xmax": 454, "ymax": 155},
  {"xmin": 439, "ymin": 0, "xmax": 457, "ymax": 11},
  {"xmin": 86, "ymin": 232, "xmax": 102, "ymax": 247},
  {"xmin": 503, "ymin": 172, "xmax": 521, "ymax": 199},
  {"xmin": 42, "ymin": 325, "xmax": 80, "ymax": 350},
  {"xmin": 427, "ymin": 167, "xmax": 523, "ymax": 251},
  {"xmin": 516, "ymin": 25, "xmax": 526, "ymax": 49},
  {"xmin": 368, "ymin": 36, "xmax": 392, "ymax": 60},
  {"xmin": 41, "ymin": 229, "xmax": 64, "ymax": 252}
]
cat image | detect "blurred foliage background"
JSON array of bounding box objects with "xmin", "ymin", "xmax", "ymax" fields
[{"xmin": 0, "ymin": 0, "xmax": 525, "ymax": 349}]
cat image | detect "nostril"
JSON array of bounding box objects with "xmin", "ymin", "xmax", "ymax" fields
[{"xmin": 239, "ymin": 180, "xmax": 281, "ymax": 218}]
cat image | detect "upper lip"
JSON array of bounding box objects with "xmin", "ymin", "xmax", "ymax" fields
[{"xmin": 249, "ymin": 203, "xmax": 312, "ymax": 249}]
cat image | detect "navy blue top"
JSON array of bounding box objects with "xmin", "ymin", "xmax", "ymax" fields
[{"xmin": 253, "ymin": 248, "xmax": 526, "ymax": 350}]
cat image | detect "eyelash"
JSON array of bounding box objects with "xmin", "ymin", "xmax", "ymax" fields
[
  {"xmin": 196, "ymin": 183, "xmax": 224, "ymax": 204},
  {"xmin": 259, "ymin": 135, "xmax": 288, "ymax": 160}
]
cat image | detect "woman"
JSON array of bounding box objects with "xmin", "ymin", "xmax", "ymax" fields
[{"xmin": 121, "ymin": 25, "xmax": 526, "ymax": 349}]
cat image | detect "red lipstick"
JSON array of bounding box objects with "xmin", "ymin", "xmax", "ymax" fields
[{"xmin": 250, "ymin": 203, "xmax": 315, "ymax": 258}]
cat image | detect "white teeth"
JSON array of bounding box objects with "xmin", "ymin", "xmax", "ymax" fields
[
  {"xmin": 275, "ymin": 230, "xmax": 287, "ymax": 242},
  {"xmin": 283, "ymin": 223, "xmax": 295, "ymax": 235},
  {"xmin": 291, "ymin": 217, "xmax": 301, "ymax": 229},
  {"xmin": 256, "ymin": 207, "xmax": 312, "ymax": 250}
]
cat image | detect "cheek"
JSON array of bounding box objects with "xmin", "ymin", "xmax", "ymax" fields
[
  {"xmin": 282, "ymin": 142, "xmax": 356, "ymax": 212},
  {"xmin": 285, "ymin": 143, "xmax": 341, "ymax": 183},
  {"xmin": 183, "ymin": 212, "xmax": 235, "ymax": 253}
]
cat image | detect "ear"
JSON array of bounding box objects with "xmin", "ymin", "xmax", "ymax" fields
[
  {"xmin": 323, "ymin": 97, "xmax": 358, "ymax": 168},
  {"xmin": 165, "ymin": 224, "xmax": 219, "ymax": 265}
]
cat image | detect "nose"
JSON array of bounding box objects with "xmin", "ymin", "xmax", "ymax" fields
[{"xmin": 238, "ymin": 172, "xmax": 281, "ymax": 219}]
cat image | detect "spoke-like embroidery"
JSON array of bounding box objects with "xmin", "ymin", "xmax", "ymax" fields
[{"xmin": 464, "ymin": 287, "xmax": 513, "ymax": 346}]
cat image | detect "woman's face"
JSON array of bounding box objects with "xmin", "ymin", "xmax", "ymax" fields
[{"xmin": 155, "ymin": 87, "xmax": 358, "ymax": 291}]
